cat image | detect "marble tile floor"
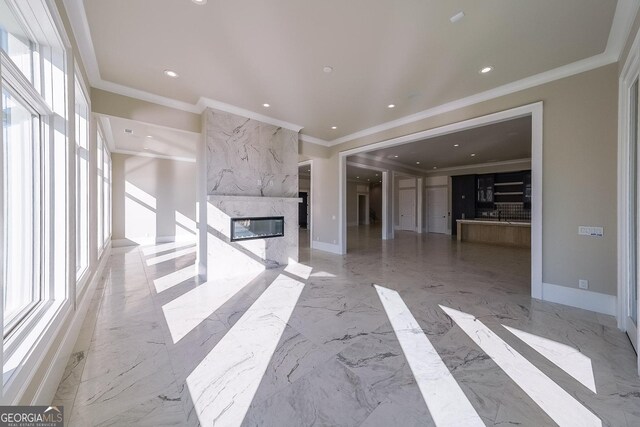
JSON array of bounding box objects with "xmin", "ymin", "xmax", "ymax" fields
[{"xmin": 53, "ymin": 227, "xmax": 640, "ymax": 426}]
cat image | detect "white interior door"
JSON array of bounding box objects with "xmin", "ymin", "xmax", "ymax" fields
[
  {"xmin": 399, "ymin": 189, "xmax": 416, "ymax": 231},
  {"xmin": 427, "ymin": 187, "xmax": 448, "ymax": 234}
]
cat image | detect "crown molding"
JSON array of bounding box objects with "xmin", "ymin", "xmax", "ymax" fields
[
  {"xmin": 197, "ymin": 97, "xmax": 303, "ymax": 133},
  {"xmin": 63, "ymin": 0, "xmax": 638, "ymax": 149},
  {"xmin": 605, "ymin": 0, "xmax": 640, "ymax": 62},
  {"xmin": 425, "ymin": 158, "xmax": 531, "ymax": 175},
  {"xmin": 97, "ymin": 115, "xmax": 116, "ymax": 152},
  {"xmin": 62, "ymin": 0, "xmax": 100, "ymax": 82},
  {"xmin": 299, "ymin": 134, "xmax": 331, "ymax": 146},
  {"xmin": 111, "ymin": 149, "xmax": 196, "ymax": 163},
  {"xmin": 327, "ymin": 53, "xmax": 616, "ymax": 147},
  {"xmin": 354, "ymin": 153, "xmax": 430, "ymax": 175}
]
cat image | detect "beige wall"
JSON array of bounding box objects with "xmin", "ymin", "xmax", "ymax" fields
[
  {"xmin": 112, "ymin": 153, "xmax": 196, "ymax": 244},
  {"xmin": 92, "ymin": 89, "xmax": 201, "ymax": 133},
  {"xmin": 310, "ymin": 64, "xmax": 618, "ymax": 295}
]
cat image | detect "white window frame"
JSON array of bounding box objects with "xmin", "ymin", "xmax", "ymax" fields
[
  {"xmin": 74, "ymin": 66, "xmax": 90, "ymax": 288},
  {"xmin": 0, "ymin": 0, "xmax": 73, "ymax": 404}
]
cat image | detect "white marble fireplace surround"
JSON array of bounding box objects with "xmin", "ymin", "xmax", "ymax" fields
[{"xmin": 204, "ymin": 109, "xmax": 299, "ymax": 279}]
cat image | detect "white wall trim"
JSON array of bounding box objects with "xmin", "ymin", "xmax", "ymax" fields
[
  {"xmin": 426, "ymin": 158, "xmax": 532, "ymax": 175},
  {"xmin": 605, "ymin": 0, "xmax": 640, "ymax": 61},
  {"xmin": 298, "ymin": 160, "xmax": 313, "ymax": 248},
  {"xmin": 617, "ymin": 19, "xmax": 640, "ymax": 334},
  {"xmin": 328, "ymin": 54, "xmax": 614, "ymax": 147},
  {"xmin": 339, "ymin": 102, "xmax": 543, "ymax": 301},
  {"xmin": 29, "ymin": 245, "xmax": 111, "ymax": 405},
  {"xmin": 62, "ymin": 0, "xmax": 100, "ymax": 82},
  {"xmin": 94, "ymin": 79, "xmax": 201, "ymax": 114},
  {"xmin": 111, "ymin": 149, "xmax": 196, "ymax": 163},
  {"xmin": 346, "ymin": 160, "xmax": 389, "ymax": 173},
  {"xmin": 542, "ymin": 282, "xmax": 617, "ymax": 316},
  {"xmin": 300, "ymin": 134, "xmax": 331, "ymax": 147},
  {"xmin": 311, "ymin": 240, "xmax": 342, "ymax": 255}
]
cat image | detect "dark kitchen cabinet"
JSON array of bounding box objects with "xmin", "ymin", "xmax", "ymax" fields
[
  {"xmin": 476, "ymin": 174, "xmax": 494, "ymax": 208},
  {"xmin": 452, "ymin": 174, "xmax": 476, "ymax": 235}
]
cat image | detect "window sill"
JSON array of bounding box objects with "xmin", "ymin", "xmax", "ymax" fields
[{"xmin": 2, "ymin": 298, "xmax": 69, "ymax": 404}]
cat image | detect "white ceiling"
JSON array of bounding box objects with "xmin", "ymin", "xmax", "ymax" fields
[
  {"xmin": 100, "ymin": 115, "xmax": 199, "ymax": 160},
  {"xmin": 351, "ymin": 116, "xmax": 532, "ymax": 173},
  {"xmin": 72, "ymin": 0, "xmax": 631, "ymax": 144}
]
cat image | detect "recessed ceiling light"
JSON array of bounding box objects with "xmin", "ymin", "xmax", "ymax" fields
[
  {"xmin": 433, "ymin": 166, "xmax": 437, "ymax": 169},
  {"xmin": 450, "ymin": 11, "xmax": 465, "ymax": 23},
  {"xmin": 394, "ymin": 155, "xmax": 399, "ymax": 158},
  {"xmin": 331, "ymin": 126, "xmax": 337, "ymax": 130},
  {"xmin": 164, "ymin": 69, "xmax": 179, "ymax": 78},
  {"xmin": 323, "ymin": 66, "xmax": 334, "ymax": 73},
  {"xmin": 263, "ymin": 103, "xmax": 270, "ymax": 108},
  {"xmin": 416, "ymin": 161, "xmax": 420, "ymax": 165},
  {"xmin": 471, "ymin": 153, "xmax": 476, "ymax": 157},
  {"xmin": 144, "ymin": 147, "xmax": 149, "ymax": 150},
  {"xmin": 387, "ymin": 104, "xmax": 396, "ymax": 109},
  {"xmin": 454, "ymin": 144, "xmax": 459, "ymax": 147},
  {"xmin": 191, "ymin": 0, "xmax": 207, "ymax": 4},
  {"xmin": 367, "ymin": 179, "xmax": 370, "ymax": 181},
  {"xmin": 357, "ymin": 176, "xmax": 360, "ymax": 179},
  {"xmin": 480, "ymin": 66, "xmax": 493, "ymax": 74},
  {"xmin": 146, "ymin": 135, "xmax": 153, "ymax": 138}
]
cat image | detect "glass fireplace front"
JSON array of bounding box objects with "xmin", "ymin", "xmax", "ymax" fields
[{"xmin": 230, "ymin": 216, "xmax": 285, "ymax": 242}]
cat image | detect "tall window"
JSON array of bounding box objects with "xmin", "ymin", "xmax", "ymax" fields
[
  {"xmin": 2, "ymin": 87, "xmax": 41, "ymax": 333},
  {"xmin": 97, "ymin": 130, "xmax": 104, "ymax": 251},
  {"xmin": 75, "ymin": 78, "xmax": 89, "ymax": 281},
  {"xmin": 103, "ymin": 145, "xmax": 111, "ymax": 244},
  {"xmin": 1, "ymin": 0, "xmax": 67, "ymax": 341}
]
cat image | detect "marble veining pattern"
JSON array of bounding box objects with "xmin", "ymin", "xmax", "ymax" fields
[
  {"xmin": 205, "ymin": 109, "xmax": 298, "ymax": 197},
  {"xmin": 54, "ymin": 228, "xmax": 640, "ymax": 426},
  {"xmin": 204, "ymin": 109, "xmax": 299, "ymax": 276}
]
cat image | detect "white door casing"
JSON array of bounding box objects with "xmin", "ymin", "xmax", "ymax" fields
[
  {"xmin": 399, "ymin": 188, "xmax": 416, "ymax": 231},
  {"xmin": 427, "ymin": 187, "xmax": 448, "ymax": 234}
]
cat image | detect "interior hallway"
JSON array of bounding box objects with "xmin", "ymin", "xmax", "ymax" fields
[{"xmin": 53, "ymin": 230, "xmax": 640, "ymax": 426}]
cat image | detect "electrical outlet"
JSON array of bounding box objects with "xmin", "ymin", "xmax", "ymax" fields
[
  {"xmin": 578, "ymin": 226, "xmax": 603, "ymax": 237},
  {"xmin": 579, "ymin": 279, "xmax": 589, "ymax": 290}
]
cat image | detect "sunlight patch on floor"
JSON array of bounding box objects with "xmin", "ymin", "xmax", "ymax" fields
[
  {"xmin": 162, "ymin": 272, "xmax": 260, "ymax": 343},
  {"xmin": 441, "ymin": 305, "xmax": 601, "ymax": 427},
  {"xmin": 186, "ymin": 274, "xmax": 305, "ymax": 426},
  {"xmin": 375, "ymin": 285, "xmax": 485, "ymax": 427},
  {"xmin": 153, "ymin": 264, "xmax": 197, "ymax": 293}
]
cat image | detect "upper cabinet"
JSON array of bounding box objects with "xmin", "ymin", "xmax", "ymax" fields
[{"xmin": 476, "ymin": 174, "xmax": 494, "ymax": 208}]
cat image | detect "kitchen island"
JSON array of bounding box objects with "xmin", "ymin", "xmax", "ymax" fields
[{"xmin": 456, "ymin": 219, "xmax": 531, "ymax": 247}]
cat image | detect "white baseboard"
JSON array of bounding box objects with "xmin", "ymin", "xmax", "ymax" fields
[
  {"xmin": 542, "ymin": 282, "xmax": 617, "ymax": 316},
  {"xmin": 311, "ymin": 240, "xmax": 343, "ymax": 255},
  {"xmin": 30, "ymin": 244, "xmax": 112, "ymax": 405}
]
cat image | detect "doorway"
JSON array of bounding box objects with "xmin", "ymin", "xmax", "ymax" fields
[
  {"xmin": 299, "ymin": 192, "xmax": 308, "ymax": 229},
  {"xmin": 357, "ymin": 194, "xmax": 369, "ymax": 225},
  {"xmin": 339, "ymin": 102, "xmax": 543, "ymax": 299},
  {"xmin": 427, "ymin": 187, "xmax": 448, "ymax": 234},
  {"xmin": 399, "ymin": 188, "xmax": 416, "ymax": 231}
]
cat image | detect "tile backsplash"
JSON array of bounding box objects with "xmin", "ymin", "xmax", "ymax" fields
[{"xmin": 477, "ymin": 203, "xmax": 531, "ymax": 221}]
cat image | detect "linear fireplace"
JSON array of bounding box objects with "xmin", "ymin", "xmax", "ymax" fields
[{"xmin": 230, "ymin": 216, "xmax": 285, "ymax": 242}]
